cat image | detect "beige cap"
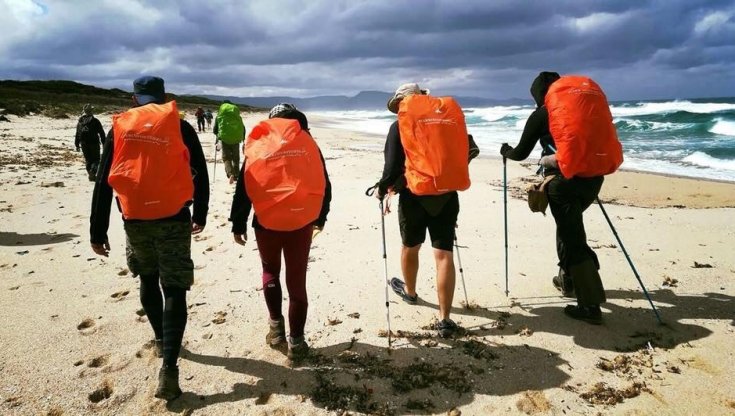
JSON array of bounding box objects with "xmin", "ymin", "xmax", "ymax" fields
[{"xmin": 386, "ymin": 83, "xmax": 429, "ymax": 114}]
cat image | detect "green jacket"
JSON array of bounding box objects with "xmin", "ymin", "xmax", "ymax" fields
[{"xmin": 215, "ymin": 103, "xmax": 245, "ymax": 144}]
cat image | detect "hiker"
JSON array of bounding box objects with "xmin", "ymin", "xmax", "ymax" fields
[
  {"xmin": 229, "ymin": 103, "xmax": 331, "ymax": 361},
  {"xmin": 500, "ymin": 71, "xmax": 622, "ymax": 325},
  {"xmin": 89, "ymin": 76, "xmax": 210, "ymax": 400},
  {"xmin": 204, "ymin": 109, "xmax": 213, "ymax": 128},
  {"xmin": 376, "ymin": 83, "xmax": 471, "ymax": 338},
  {"xmin": 195, "ymin": 106, "xmax": 206, "ymax": 132},
  {"xmin": 213, "ymin": 100, "xmax": 245, "ymax": 184},
  {"xmin": 74, "ymin": 103, "xmax": 106, "ymax": 181}
]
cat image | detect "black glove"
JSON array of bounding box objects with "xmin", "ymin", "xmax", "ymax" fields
[
  {"xmin": 500, "ymin": 143, "xmax": 513, "ymax": 158},
  {"xmin": 376, "ymin": 181, "xmax": 390, "ymax": 199}
]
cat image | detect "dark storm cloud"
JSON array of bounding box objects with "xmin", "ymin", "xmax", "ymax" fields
[{"xmin": 1, "ymin": 0, "xmax": 734, "ymax": 100}]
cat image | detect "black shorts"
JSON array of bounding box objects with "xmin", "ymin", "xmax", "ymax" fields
[{"xmin": 398, "ymin": 192, "xmax": 459, "ymax": 251}]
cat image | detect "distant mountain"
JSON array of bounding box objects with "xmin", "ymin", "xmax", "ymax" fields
[
  {"xmin": 0, "ymin": 80, "xmax": 262, "ymax": 118},
  {"xmin": 204, "ymin": 91, "xmax": 529, "ymax": 111}
]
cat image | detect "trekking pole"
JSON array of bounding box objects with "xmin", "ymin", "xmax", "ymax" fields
[
  {"xmin": 543, "ymin": 144, "xmax": 662, "ymax": 323},
  {"xmin": 212, "ymin": 139, "xmax": 219, "ymax": 184},
  {"xmin": 379, "ymin": 199, "xmax": 393, "ymax": 347},
  {"xmin": 596, "ymin": 198, "xmax": 663, "ymax": 324},
  {"xmin": 503, "ymin": 156, "xmax": 509, "ymax": 296},
  {"xmin": 366, "ymin": 184, "xmax": 392, "ymax": 348},
  {"xmin": 454, "ymin": 232, "xmax": 469, "ymax": 308}
]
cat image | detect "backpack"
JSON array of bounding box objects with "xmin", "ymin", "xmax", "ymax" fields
[
  {"xmin": 244, "ymin": 118, "xmax": 326, "ymax": 231},
  {"xmin": 77, "ymin": 115, "xmax": 97, "ymax": 142},
  {"xmin": 216, "ymin": 103, "xmax": 245, "ymax": 144},
  {"xmin": 397, "ymin": 95, "xmax": 471, "ymax": 195},
  {"xmin": 108, "ymin": 101, "xmax": 194, "ymax": 220},
  {"xmin": 545, "ymin": 76, "xmax": 623, "ymax": 178}
]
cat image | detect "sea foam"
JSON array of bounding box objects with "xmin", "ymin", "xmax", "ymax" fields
[
  {"xmin": 683, "ymin": 151, "xmax": 735, "ymax": 171},
  {"xmin": 709, "ymin": 119, "xmax": 735, "ymax": 136}
]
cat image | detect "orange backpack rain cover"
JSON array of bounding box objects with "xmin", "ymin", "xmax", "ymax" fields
[
  {"xmin": 244, "ymin": 118, "xmax": 326, "ymax": 231},
  {"xmin": 108, "ymin": 101, "xmax": 194, "ymax": 220},
  {"xmin": 545, "ymin": 76, "xmax": 623, "ymax": 178},
  {"xmin": 398, "ymin": 95, "xmax": 470, "ymax": 195}
]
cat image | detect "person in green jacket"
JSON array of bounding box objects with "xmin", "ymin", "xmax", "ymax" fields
[{"xmin": 213, "ymin": 100, "xmax": 245, "ymax": 184}]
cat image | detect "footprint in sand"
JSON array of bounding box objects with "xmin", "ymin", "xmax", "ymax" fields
[
  {"xmin": 101, "ymin": 358, "xmax": 132, "ymax": 374},
  {"xmin": 135, "ymin": 340, "xmax": 162, "ymax": 359},
  {"xmin": 88, "ymin": 380, "xmax": 113, "ymax": 403},
  {"xmin": 4, "ymin": 396, "xmax": 22, "ymax": 408},
  {"xmin": 87, "ymin": 355, "xmax": 109, "ymax": 368},
  {"xmin": 110, "ymin": 290, "xmax": 130, "ymax": 300},
  {"xmin": 212, "ymin": 311, "xmax": 227, "ymax": 324},
  {"xmin": 46, "ymin": 406, "xmax": 64, "ymax": 416},
  {"xmin": 77, "ymin": 318, "xmax": 95, "ymax": 331}
]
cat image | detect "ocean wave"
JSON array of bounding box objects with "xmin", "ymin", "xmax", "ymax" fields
[
  {"xmin": 615, "ymin": 118, "xmax": 700, "ymax": 133},
  {"xmin": 311, "ymin": 104, "xmax": 735, "ymax": 182},
  {"xmin": 611, "ymin": 100, "xmax": 735, "ymax": 117},
  {"xmin": 466, "ymin": 106, "xmax": 533, "ymax": 123},
  {"xmin": 710, "ymin": 119, "xmax": 735, "ymax": 136},
  {"xmin": 682, "ymin": 152, "xmax": 735, "ymax": 171},
  {"xmin": 623, "ymin": 155, "xmax": 735, "ymax": 181}
]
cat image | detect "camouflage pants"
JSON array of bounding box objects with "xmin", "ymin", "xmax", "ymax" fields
[
  {"xmin": 220, "ymin": 142, "xmax": 241, "ymax": 179},
  {"xmin": 124, "ymin": 221, "xmax": 194, "ymax": 289}
]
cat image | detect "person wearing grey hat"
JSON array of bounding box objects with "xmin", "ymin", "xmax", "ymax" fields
[
  {"xmin": 74, "ymin": 103, "xmax": 106, "ymax": 181},
  {"xmin": 376, "ymin": 83, "xmax": 474, "ymax": 339},
  {"xmin": 89, "ymin": 75, "xmax": 210, "ymax": 401}
]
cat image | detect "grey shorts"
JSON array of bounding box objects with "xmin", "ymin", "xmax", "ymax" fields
[{"xmin": 124, "ymin": 220, "xmax": 194, "ymax": 289}]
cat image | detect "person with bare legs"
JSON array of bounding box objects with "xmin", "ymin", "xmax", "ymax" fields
[{"xmin": 375, "ymin": 83, "xmax": 471, "ymax": 337}]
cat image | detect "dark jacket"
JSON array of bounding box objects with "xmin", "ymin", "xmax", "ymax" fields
[
  {"xmin": 504, "ymin": 71, "xmax": 561, "ymax": 173},
  {"xmin": 377, "ymin": 121, "xmax": 406, "ymax": 197},
  {"xmin": 75, "ymin": 115, "xmax": 106, "ymax": 148},
  {"xmin": 89, "ymin": 115, "xmax": 210, "ymax": 245}
]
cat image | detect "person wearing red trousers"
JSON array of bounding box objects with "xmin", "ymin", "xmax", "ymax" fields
[{"xmin": 229, "ymin": 103, "xmax": 331, "ymax": 361}]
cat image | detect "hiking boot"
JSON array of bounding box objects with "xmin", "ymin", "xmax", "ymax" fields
[
  {"xmin": 564, "ymin": 305, "xmax": 603, "ymax": 325},
  {"xmin": 287, "ymin": 336, "xmax": 309, "ymax": 362},
  {"xmin": 266, "ymin": 317, "xmax": 286, "ymax": 347},
  {"xmin": 390, "ymin": 277, "xmax": 418, "ymax": 304},
  {"xmin": 552, "ymin": 272, "xmax": 575, "ymax": 298},
  {"xmin": 435, "ymin": 318, "xmax": 459, "ymax": 338},
  {"xmin": 154, "ymin": 366, "xmax": 182, "ymax": 401}
]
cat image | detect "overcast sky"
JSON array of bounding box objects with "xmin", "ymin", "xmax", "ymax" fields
[{"xmin": 1, "ymin": 0, "xmax": 734, "ymax": 101}]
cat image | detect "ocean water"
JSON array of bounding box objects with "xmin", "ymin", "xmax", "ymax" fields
[{"xmin": 312, "ymin": 97, "xmax": 735, "ymax": 182}]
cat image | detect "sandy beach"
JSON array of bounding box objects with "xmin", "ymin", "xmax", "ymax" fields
[{"xmin": 1, "ymin": 112, "xmax": 734, "ymax": 415}]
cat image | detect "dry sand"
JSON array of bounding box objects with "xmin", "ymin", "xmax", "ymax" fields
[{"xmin": 0, "ymin": 111, "xmax": 734, "ymax": 415}]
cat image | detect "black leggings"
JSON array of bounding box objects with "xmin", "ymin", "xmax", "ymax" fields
[{"xmin": 139, "ymin": 274, "xmax": 188, "ymax": 368}]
